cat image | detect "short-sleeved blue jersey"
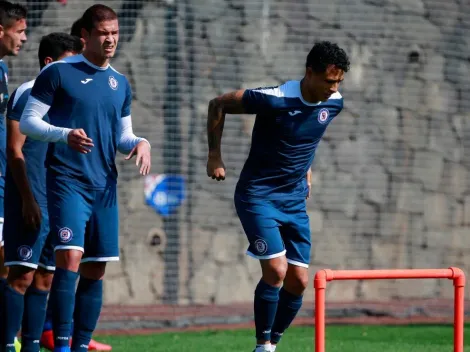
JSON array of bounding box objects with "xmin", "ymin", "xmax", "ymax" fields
[
  {"xmin": 5, "ymin": 79, "xmax": 49, "ymax": 206},
  {"xmin": 236, "ymin": 80, "xmax": 344, "ymax": 200},
  {"xmin": 0, "ymin": 60, "xmax": 9, "ymax": 201},
  {"xmin": 30, "ymin": 54, "xmax": 132, "ymax": 189}
]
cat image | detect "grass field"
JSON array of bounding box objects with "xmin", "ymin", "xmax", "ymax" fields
[{"xmin": 39, "ymin": 324, "xmax": 469, "ymax": 351}]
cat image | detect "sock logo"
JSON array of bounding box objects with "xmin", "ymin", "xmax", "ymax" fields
[
  {"xmin": 254, "ymin": 239, "xmax": 268, "ymax": 255},
  {"xmin": 58, "ymin": 227, "xmax": 73, "ymax": 243},
  {"xmin": 17, "ymin": 245, "xmax": 33, "ymax": 261}
]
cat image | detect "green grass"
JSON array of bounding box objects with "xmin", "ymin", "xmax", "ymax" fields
[{"xmin": 40, "ymin": 324, "xmax": 469, "ymax": 351}]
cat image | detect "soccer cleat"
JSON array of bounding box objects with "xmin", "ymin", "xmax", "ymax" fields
[
  {"xmin": 14, "ymin": 337, "xmax": 21, "ymax": 352},
  {"xmin": 253, "ymin": 344, "xmax": 272, "ymax": 352},
  {"xmin": 41, "ymin": 330, "xmax": 112, "ymax": 351},
  {"xmin": 88, "ymin": 338, "xmax": 112, "ymax": 351}
]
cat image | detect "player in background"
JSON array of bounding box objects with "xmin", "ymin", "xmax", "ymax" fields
[
  {"xmin": 0, "ymin": 0, "xmax": 27, "ymax": 301},
  {"xmin": 19, "ymin": 4, "xmax": 151, "ymax": 352},
  {"xmin": 206, "ymin": 41, "xmax": 350, "ymax": 352},
  {"xmin": 2, "ymin": 32, "xmax": 82, "ymax": 352},
  {"xmin": 39, "ymin": 16, "xmax": 113, "ymax": 352}
]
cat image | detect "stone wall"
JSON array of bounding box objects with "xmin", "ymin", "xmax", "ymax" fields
[{"xmin": 8, "ymin": 0, "xmax": 470, "ymax": 305}]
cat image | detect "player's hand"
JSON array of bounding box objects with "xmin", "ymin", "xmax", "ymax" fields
[
  {"xmin": 125, "ymin": 140, "xmax": 151, "ymax": 175},
  {"xmin": 306, "ymin": 168, "xmax": 312, "ymax": 199},
  {"xmin": 67, "ymin": 129, "xmax": 94, "ymax": 154},
  {"xmin": 207, "ymin": 154, "xmax": 226, "ymax": 181},
  {"xmin": 22, "ymin": 199, "xmax": 42, "ymax": 231}
]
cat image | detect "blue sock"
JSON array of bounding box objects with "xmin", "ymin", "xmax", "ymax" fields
[
  {"xmin": 43, "ymin": 299, "xmax": 53, "ymax": 331},
  {"xmin": 0, "ymin": 277, "xmax": 6, "ymax": 346},
  {"xmin": 2, "ymin": 285, "xmax": 24, "ymax": 352},
  {"xmin": 271, "ymin": 288, "xmax": 303, "ymax": 344},
  {"xmin": 254, "ymin": 280, "xmax": 280, "ymax": 342},
  {"xmin": 49, "ymin": 268, "xmax": 78, "ymax": 349},
  {"xmin": 71, "ymin": 277, "xmax": 103, "ymax": 352},
  {"xmin": 22, "ymin": 286, "xmax": 49, "ymax": 352}
]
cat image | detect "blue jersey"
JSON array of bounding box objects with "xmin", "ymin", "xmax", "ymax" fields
[
  {"xmin": 236, "ymin": 80, "xmax": 344, "ymax": 200},
  {"xmin": 5, "ymin": 79, "xmax": 49, "ymax": 206},
  {"xmin": 0, "ymin": 60, "xmax": 9, "ymax": 203},
  {"xmin": 30, "ymin": 54, "xmax": 132, "ymax": 189}
]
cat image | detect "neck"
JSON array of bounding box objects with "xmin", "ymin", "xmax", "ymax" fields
[
  {"xmin": 83, "ymin": 50, "xmax": 109, "ymax": 68},
  {"xmin": 300, "ymin": 78, "xmax": 321, "ymax": 104}
]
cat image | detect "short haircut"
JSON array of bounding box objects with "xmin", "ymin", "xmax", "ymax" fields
[
  {"xmin": 38, "ymin": 32, "xmax": 83, "ymax": 69},
  {"xmin": 0, "ymin": 1, "xmax": 27, "ymax": 28},
  {"xmin": 81, "ymin": 4, "xmax": 117, "ymax": 32},
  {"xmin": 70, "ymin": 17, "xmax": 83, "ymax": 38},
  {"xmin": 306, "ymin": 41, "xmax": 350, "ymax": 73}
]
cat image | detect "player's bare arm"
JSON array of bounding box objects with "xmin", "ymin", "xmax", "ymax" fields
[
  {"xmin": 6, "ymin": 119, "xmax": 41, "ymax": 230},
  {"xmin": 306, "ymin": 168, "xmax": 312, "ymax": 199},
  {"xmin": 206, "ymin": 89, "xmax": 246, "ymax": 181},
  {"xmin": 124, "ymin": 140, "xmax": 151, "ymax": 176}
]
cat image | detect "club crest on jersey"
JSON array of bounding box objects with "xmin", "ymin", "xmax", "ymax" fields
[
  {"xmin": 17, "ymin": 245, "xmax": 32, "ymax": 261},
  {"xmin": 317, "ymin": 108, "xmax": 330, "ymax": 124},
  {"xmin": 58, "ymin": 227, "xmax": 73, "ymax": 243},
  {"xmin": 254, "ymin": 239, "xmax": 268, "ymax": 255},
  {"xmin": 108, "ymin": 76, "xmax": 118, "ymax": 90}
]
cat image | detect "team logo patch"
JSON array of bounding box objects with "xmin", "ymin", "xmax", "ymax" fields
[
  {"xmin": 254, "ymin": 239, "xmax": 268, "ymax": 255},
  {"xmin": 58, "ymin": 227, "xmax": 73, "ymax": 243},
  {"xmin": 317, "ymin": 108, "xmax": 330, "ymax": 124},
  {"xmin": 17, "ymin": 245, "xmax": 32, "ymax": 261},
  {"xmin": 108, "ymin": 76, "xmax": 118, "ymax": 90}
]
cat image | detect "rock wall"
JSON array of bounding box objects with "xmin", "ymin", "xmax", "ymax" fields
[{"xmin": 8, "ymin": 0, "xmax": 470, "ymax": 305}]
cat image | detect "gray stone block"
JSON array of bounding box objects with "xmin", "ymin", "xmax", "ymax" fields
[
  {"xmin": 396, "ymin": 182, "xmax": 425, "ymax": 213},
  {"xmin": 411, "ymin": 150, "xmax": 444, "ymax": 191}
]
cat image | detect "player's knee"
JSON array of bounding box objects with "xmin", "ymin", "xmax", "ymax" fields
[
  {"xmin": 79, "ymin": 261, "xmax": 106, "ymax": 280},
  {"xmin": 284, "ymin": 265, "xmax": 309, "ymax": 295},
  {"xmin": 261, "ymin": 257, "xmax": 288, "ymax": 286},
  {"xmin": 55, "ymin": 249, "xmax": 82, "ymax": 272},
  {"xmin": 32, "ymin": 267, "xmax": 54, "ymax": 291},
  {"xmin": 7, "ymin": 266, "xmax": 35, "ymax": 294}
]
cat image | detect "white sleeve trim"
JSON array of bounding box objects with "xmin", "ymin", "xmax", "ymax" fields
[
  {"xmin": 118, "ymin": 115, "xmax": 150, "ymax": 154},
  {"xmin": 19, "ymin": 96, "xmax": 72, "ymax": 143}
]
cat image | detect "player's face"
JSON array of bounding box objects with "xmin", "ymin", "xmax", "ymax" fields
[
  {"xmin": 0, "ymin": 18, "xmax": 27, "ymax": 56},
  {"xmin": 307, "ymin": 64, "xmax": 344, "ymax": 102},
  {"xmin": 86, "ymin": 19, "xmax": 119, "ymax": 60}
]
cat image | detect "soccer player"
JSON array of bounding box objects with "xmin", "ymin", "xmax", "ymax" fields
[
  {"xmin": 206, "ymin": 41, "xmax": 350, "ymax": 352},
  {"xmin": 2, "ymin": 32, "xmax": 82, "ymax": 352},
  {"xmin": 39, "ymin": 17, "xmax": 113, "ymax": 352},
  {"xmin": 19, "ymin": 4, "xmax": 151, "ymax": 352},
  {"xmin": 0, "ymin": 0, "xmax": 27, "ymax": 296}
]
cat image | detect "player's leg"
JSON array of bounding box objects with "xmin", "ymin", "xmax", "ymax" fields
[
  {"xmin": 235, "ymin": 196, "xmax": 288, "ymax": 352},
  {"xmin": 71, "ymin": 186, "xmax": 119, "ymax": 352},
  {"xmin": 271, "ymin": 199, "xmax": 311, "ymax": 350},
  {"xmin": 1, "ymin": 205, "xmax": 50, "ymax": 352},
  {"xmin": 22, "ymin": 222, "xmax": 55, "ymax": 352},
  {"xmin": 47, "ymin": 178, "xmax": 91, "ymax": 352}
]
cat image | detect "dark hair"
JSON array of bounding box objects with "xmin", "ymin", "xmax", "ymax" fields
[
  {"xmin": 81, "ymin": 4, "xmax": 117, "ymax": 32},
  {"xmin": 306, "ymin": 41, "xmax": 350, "ymax": 73},
  {"xmin": 0, "ymin": 1, "xmax": 27, "ymax": 28},
  {"xmin": 38, "ymin": 32, "xmax": 83, "ymax": 69},
  {"xmin": 70, "ymin": 17, "xmax": 83, "ymax": 38}
]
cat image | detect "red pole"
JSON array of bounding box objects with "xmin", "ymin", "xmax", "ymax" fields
[
  {"xmin": 450, "ymin": 267, "xmax": 465, "ymax": 352},
  {"xmin": 314, "ymin": 270, "xmax": 328, "ymax": 352}
]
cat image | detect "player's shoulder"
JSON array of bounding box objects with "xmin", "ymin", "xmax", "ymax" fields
[
  {"xmin": 325, "ymin": 91, "xmax": 344, "ymax": 109},
  {"xmin": 11, "ymin": 79, "xmax": 35, "ymax": 107},
  {"xmin": 249, "ymin": 80, "xmax": 300, "ymax": 98},
  {"xmin": 109, "ymin": 65, "xmax": 130, "ymax": 86}
]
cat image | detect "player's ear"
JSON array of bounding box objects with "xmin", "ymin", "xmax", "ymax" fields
[
  {"xmin": 80, "ymin": 27, "xmax": 89, "ymax": 41},
  {"xmin": 0, "ymin": 24, "xmax": 5, "ymax": 39},
  {"xmin": 43, "ymin": 56, "xmax": 53, "ymax": 66}
]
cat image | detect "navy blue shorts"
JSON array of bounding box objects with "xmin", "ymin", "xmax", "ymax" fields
[
  {"xmin": 47, "ymin": 175, "xmax": 119, "ymax": 263},
  {"xmin": 3, "ymin": 203, "xmax": 55, "ymax": 271},
  {"xmin": 234, "ymin": 194, "xmax": 311, "ymax": 268}
]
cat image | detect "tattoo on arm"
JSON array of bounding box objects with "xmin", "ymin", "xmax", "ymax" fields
[{"xmin": 207, "ymin": 90, "xmax": 245, "ymax": 154}]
